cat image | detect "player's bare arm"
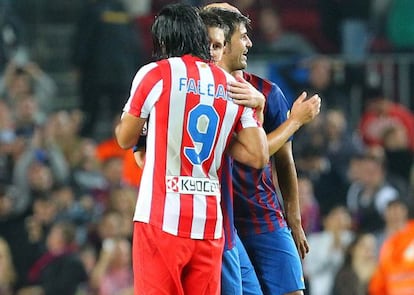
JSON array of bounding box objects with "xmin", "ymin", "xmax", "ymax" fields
[
  {"xmin": 115, "ymin": 112, "xmax": 146, "ymax": 149},
  {"xmin": 274, "ymin": 142, "xmax": 309, "ymax": 259},
  {"xmin": 227, "ymin": 126, "xmax": 269, "ymax": 169},
  {"xmin": 267, "ymin": 92, "xmax": 321, "ymax": 155}
]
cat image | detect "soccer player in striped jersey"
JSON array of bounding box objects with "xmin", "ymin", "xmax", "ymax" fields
[
  {"xmin": 115, "ymin": 4, "xmax": 269, "ymax": 295},
  {"xmin": 207, "ymin": 6, "xmax": 321, "ymax": 295}
]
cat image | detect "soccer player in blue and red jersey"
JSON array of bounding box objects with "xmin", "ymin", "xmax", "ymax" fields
[
  {"xmin": 199, "ymin": 10, "xmax": 264, "ymax": 295},
  {"xmin": 207, "ymin": 5, "xmax": 321, "ymax": 295}
]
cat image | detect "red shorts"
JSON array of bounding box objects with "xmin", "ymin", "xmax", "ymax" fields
[{"xmin": 132, "ymin": 221, "xmax": 224, "ymax": 295}]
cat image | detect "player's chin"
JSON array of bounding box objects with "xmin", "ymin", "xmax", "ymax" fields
[{"xmin": 238, "ymin": 60, "xmax": 247, "ymax": 69}]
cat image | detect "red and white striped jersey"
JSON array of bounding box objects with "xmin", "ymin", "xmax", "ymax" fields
[{"xmin": 123, "ymin": 54, "xmax": 259, "ymax": 240}]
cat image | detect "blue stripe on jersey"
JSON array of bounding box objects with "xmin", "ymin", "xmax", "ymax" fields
[{"xmin": 233, "ymin": 72, "xmax": 289, "ymax": 236}]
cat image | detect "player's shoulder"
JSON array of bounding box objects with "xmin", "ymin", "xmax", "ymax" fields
[
  {"xmin": 243, "ymin": 72, "xmax": 274, "ymax": 87},
  {"xmin": 244, "ymin": 71, "xmax": 284, "ymax": 99},
  {"xmin": 138, "ymin": 60, "xmax": 161, "ymax": 73}
]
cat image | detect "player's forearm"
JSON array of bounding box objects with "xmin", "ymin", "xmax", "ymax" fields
[
  {"xmin": 274, "ymin": 144, "xmax": 302, "ymax": 225},
  {"xmin": 267, "ymin": 117, "xmax": 302, "ymax": 156}
]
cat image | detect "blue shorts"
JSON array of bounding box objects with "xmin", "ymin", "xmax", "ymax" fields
[
  {"xmin": 240, "ymin": 227, "xmax": 305, "ymax": 295},
  {"xmin": 221, "ymin": 233, "xmax": 263, "ymax": 295}
]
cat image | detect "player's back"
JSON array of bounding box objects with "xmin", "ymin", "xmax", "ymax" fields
[{"xmin": 127, "ymin": 54, "xmax": 256, "ymax": 240}]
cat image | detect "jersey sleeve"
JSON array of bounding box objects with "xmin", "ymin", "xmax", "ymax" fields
[
  {"xmin": 263, "ymin": 83, "xmax": 292, "ymax": 137},
  {"xmin": 123, "ymin": 62, "xmax": 163, "ymax": 119},
  {"xmin": 235, "ymin": 106, "xmax": 261, "ymax": 133}
]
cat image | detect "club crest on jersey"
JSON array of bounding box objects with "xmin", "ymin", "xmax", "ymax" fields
[
  {"xmin": 166, "ymin": 176, "xmax": 220, "ymax": 196},
  {"xmin": 179, "ymin": 77, "xmax": 230, "ymax": 101}
]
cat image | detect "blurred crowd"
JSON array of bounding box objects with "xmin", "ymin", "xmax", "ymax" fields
[{"xmin": 0, "ymin": 0, "xmax": 413, "ymax": 295}]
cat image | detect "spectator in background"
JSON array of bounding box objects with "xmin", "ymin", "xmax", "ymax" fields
[
  {"xmin": 374, "ymin": 198, "xmax": 409, "ymax": 254},
  {"xmin": 251, "ymin": 5, "xmax": 316, "ymax": 57},
  {"xmin": 88, "ymin": 210, "xmax": 125, "ymax": 254},
  {"xmin": 0, "ymin": 60, "xmax": 57, "ymax": 115},
  {"xmin": 284, "ymin": 56, "xmax": 350, "ymax": 117},
  {"xmin": 296, "ymin": 145, "xmax": 349, "ymax": 217},
  {"xmin": 0, "ymin": 183, "xmax": 45, "ymax": 290},
  {"xmin": 358, "ymin": 85, "xmax": 414, "ymax": 152},
  {"xmin": 369, "ymin": 204, "xmax": 414, "ymax": 295},
  {"xmin": 70, "ymin": 138, "xmax": 107, "ymax": 206},
  {"xmin": 297, "ymin": 173, "xmax": 321, "ymax": 235},
  {"xmin": 72, "ymin": 0, "xmax": 144, "ymax": 139},
  {"xmin": 0, "ymin": 100, "xmax": 25, "ymax": 184},
  {"xmin": 89, "ymin": 238, "xmax": 133, "ymax": 295},
  {"xmin": 12, "ymin": 120, "xmax": 70, "ymax": 216},
  {"xmin": 106, "ymin": 187, "xmax": 136, "ymax": 239},
  {"xmin": 382, "ymin": 124, "xmax": 414, "ymax": 190},
  {"xmin": 18, "ymin": 221, "xmax": 88, "ymax": 295},
  {"xmin": 346, "ymin": 152, "xmax": 400, "ymax": 232},
  {"xmin": 333, "ymin": 232, "xmax": 377, "ymax": 295},
  {"xmin": 304, "ymin": 205, "xmax": 354, "ymax": 295},
  {"xmin": 47, "ymin": 109, "xmax": 84, "ymax": 169},
  {"xmin": 0, "ymin": 236, "xmax": 17, "ymax": 295},
  {"xmin": 324, "ymin": 109, "xmax": 364, "ymax": 182},
  {"xmin": 77, "ymin": 243, "xmax": 97, "ymax": 294},
  {"xmin": 50, "ymin": 185, "xmax": 95, "ymax": 245}
]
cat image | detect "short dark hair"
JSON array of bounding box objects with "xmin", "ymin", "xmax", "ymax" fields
[
  {"xmin": 203, "ymin": 7, "xmax": 251, "ymax": 42},
  {"xmin": 151, "ymin": 3, "xmax": 210, "ymax": 60},
  {"xmin": 199, "ymin": 9, "xmax": 229, "ymax": 37}
]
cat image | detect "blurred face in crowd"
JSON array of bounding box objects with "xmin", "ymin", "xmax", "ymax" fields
[
  {"xmin": 47, "ymin": 224, "xmax": 65, "ymax": 254},
  {"xmin": 324, "ymin": 206, "xmax": 352, "ymax": 232},
  {"xmin": 352, "ymin": 233, "xmax": 377, "ymax": 263},
  {"xmin": 309, "ymin": 57, "xmax": 332, "ymax": 90}
]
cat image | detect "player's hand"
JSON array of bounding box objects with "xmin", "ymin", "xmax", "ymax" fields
[
  {"xmin": 134, "ymin": 150, "xmax": 146, "ymax": 168},
  {"xmin": 289, "ymin": 221, "xmax": 309, "ymax": 259},
  {"xmin": 228, "ymin": 76, "xmax": 265, "ymax": 110},
  {"xmin": 289, "ymin": 92, "xmax": 321, "ymax": 125},
  {"xmin": 228, "ymin": 75, "xmax": 265, "ymax": 123}
]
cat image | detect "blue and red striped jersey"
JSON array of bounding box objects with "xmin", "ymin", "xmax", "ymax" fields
[
  {"xmin": 233, "ymin": 72, "xmax": 290, "ymax": 236},
  {"xmin": 220, "ymin": 155, "xmax": 237, "ymax": 250}
]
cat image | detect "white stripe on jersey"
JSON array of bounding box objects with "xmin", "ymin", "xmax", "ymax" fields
[
  {"xmin": 191, "ymin": 194, "xmax": 207, "ymax": 239},
  {"xmin": 214, "ymin": 196, "xmax": 222, "ymax": 239},
  {"xmin": 133, "ymin": 106, "xmax": 157, "ymax": 223},
  {"xmin": 162, "ymin": 192, "xmax": 180, "ymax": 235},
  {"xmin": 166, "ymin": 57, "xmax": 187, "ymax": 177},
  {"xmin": 194, "ymin": 60, "xmax": 218, "ymax": 178},
  {"xmin": 124, "ymin": 62, "xmax": 158, "ymax": 115},
  {"xmin": 141, "ymin": 80, "xmax": 163, "ymax": 117}
]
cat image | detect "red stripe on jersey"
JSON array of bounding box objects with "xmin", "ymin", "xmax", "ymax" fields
[
  {"xmin": 261, "ymin": 170, "xmax": 276, "ymax": 232},
  {"xmin": 129, "ymin": 66, "xmax": 161, "ymax": 117},
  {"xmin": 150, "ymin": 59, "xmax": 171, "ymax": 227}
]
